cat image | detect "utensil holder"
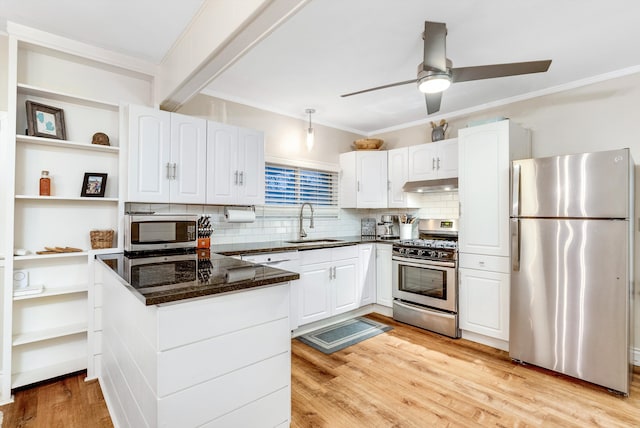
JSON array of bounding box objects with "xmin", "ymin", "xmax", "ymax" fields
[{"xmin": 399, "ymin": 224, "xmax": 413, "ymax": 240}]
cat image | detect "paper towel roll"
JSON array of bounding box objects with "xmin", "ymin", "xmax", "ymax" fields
[
  {"xmin": 225, "ymin": 209, "xmax": 256, "ymax": 223},
  {"xmin": 225, "ymin": 266, "xmax": 256, "ymax": 283}
]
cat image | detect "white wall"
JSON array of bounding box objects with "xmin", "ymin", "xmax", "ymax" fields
[{"xmin": 372, "ymin": 72, "xmax": 640, "ymax": 359}]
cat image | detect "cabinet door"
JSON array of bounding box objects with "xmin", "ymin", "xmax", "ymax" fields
[
  {"xmin": 237, "ymin": 127, "xmax": 265, "ymax": 205},
  {"xmin": 388, "ymin": 147, "xmax": 409, "ymax": 208},
  {"xmin": 435, "ymin": 139, "xmax": 458, "ymax": 179},
  {"xmin": 339, "ymin": 152, "xmax": 357, "ymax": 208},
  {"xmin": 206, "ymin": 121, "xmax": 238, "ymax": 205},
  {"xmin": 297, "ymin": 262, "xmax": 332, "ymax": 326},
  {"xmin": 458, "ymin": 267, "xmax": 509, "ymax": 340},
  {"xmin": 375, "ymin": 244, "xmax": 393, "ymax": 307},
  {"xmin": 408, "ymin": 143, "xmax": 437, "ymax": 181},
  {"xmin": 356, "ymin": 151, "xmax": 387, "ymax": 208},
  {"xmin": 127, "ymin": 105, "xmax": 171, "ymax": 202},
  {"xmin": 332, "ymin": 258, "xmax": 358, "ymax": 315},
  {"xmin": 458, "ymin": 121, "xmax": 509, "ymax": 257},
  {"xmin": 358, "ymin": 244, "xmax": 376, "ymax": 306},
  {"xmin": 170, "ymin": 113, "xmax": 207, "ymax": 204}
]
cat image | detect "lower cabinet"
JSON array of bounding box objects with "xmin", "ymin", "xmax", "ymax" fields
[
  {"xmin": 358, "ymin": 243, "xmax": 376, "ymax": 306},
  {"xmin": 458, "ymin": 260, "xmax": 510, "ymax": 341},
  {"xmin": 297, "ymin": 246, "xmax": 359, "ymax": 326},
  {"xmin": 375, "ymin": 243, "xmax": 393, "ymax": 307}
]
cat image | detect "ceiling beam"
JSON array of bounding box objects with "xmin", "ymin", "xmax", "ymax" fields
[{"xmin": 158, "ymin": 0, "xmax": 309, "ymax": 111}]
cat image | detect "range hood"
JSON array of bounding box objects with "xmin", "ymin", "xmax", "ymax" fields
[{"xmin": 402, "ymin": 177, "xmax": 458, "ymax": 193}]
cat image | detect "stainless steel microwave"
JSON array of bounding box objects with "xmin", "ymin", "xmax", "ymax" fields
[{"xmin": 124, "ymin": 214, "xmax": 198, "ymax": 253}]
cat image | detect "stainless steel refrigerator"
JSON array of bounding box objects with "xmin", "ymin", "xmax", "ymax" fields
[{"xmin": 509, "ymin": 148, "xmax": 634, "ymax": 395}]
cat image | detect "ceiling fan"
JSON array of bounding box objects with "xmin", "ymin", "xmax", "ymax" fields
[{"xmin": 340, "ymin": 21, "xmax": 552, "ymax": 115}]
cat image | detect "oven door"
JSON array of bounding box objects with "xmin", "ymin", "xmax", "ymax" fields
[{"xmin": 392, "ymin": 256, "xmax": 457, "ymax": 312}]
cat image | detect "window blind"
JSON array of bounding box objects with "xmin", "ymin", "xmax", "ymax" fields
[{"xmin": 265, "ymin": 163, "xmax": 338, "ymax": 207}]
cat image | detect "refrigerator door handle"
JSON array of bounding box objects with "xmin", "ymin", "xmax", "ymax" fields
[
  {"xmin": 512, "ymin": 163, "xmax": 521, "ymax": 217},
  {"xmin": 511, "ymin": 219, "xmax": 520, "ymax": 271}
]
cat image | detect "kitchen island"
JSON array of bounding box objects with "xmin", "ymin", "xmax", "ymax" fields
[{"xmin": 95, "ymin": 251, "xmax": 299, "ymax": 428}]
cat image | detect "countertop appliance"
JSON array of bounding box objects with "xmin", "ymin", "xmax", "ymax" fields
[
  {"xmin": 378, "ymin": 214, "xmax": 399, "ymax": 240},
  {"xmin": 392, "ymin": 219, "xmax": 460, "ymax": 338},
  {"xmin": 510, "ymin": 148, "xmax": 634, "ymax": 395},
  {"xmin": 124, "ymin": 213, "xmax": 198, "ymax": 254}
]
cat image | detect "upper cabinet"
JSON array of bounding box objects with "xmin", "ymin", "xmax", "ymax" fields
[
  {"xmin": 387, "ymin": 147, "xmax": 419, "ymax": 208},
  {"xmin": 126, "ymin": 105, "xmax": 206, "ymax": 204},
  {"xmin": 339, "ymin": 151, "xmax": 388, "ymax": 208},
  {"xmin": 408, "ymin": 138, "xmax": 458, "ymax": 181},
  {"xmin": 206, "ymin": 122, "xmax": 265, "ymax": 206}
]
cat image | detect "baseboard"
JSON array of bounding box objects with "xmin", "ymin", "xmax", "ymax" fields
[
  {"xmin": 633, "ymin": 347, "xmax": 640, "ymax": 366},
  {"xmin": 461, "ymin": 330, "xmax": 509, "ymax": 352}
]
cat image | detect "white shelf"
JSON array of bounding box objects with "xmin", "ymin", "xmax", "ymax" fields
[
  {"xmin": 14, "ymin": 252, "xmax": 89, "ymax": 262},
  {"xmin": 16, "ymin": 134, "xmax": 119, "ymax": 153},
  {"xmin": 13, "ymin": 323, "xmax": 87, "ymax": 346},
  {"xmin": 15, "ymin": 195, "xmax": 119, "ymax": 202},
  {"xmin": 12, "ymin": 357, "xmax": 87, "ymax": 389},
  {"xmin": 13, "ymin": 284, "xmax": 88, "ymax": 300},
  {"xmin": 17, "ymin": 83, "xmax": 119, "ymax": 111}
]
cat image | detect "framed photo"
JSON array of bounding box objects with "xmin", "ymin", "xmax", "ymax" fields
[
  {"xmin": 26, "ymin": 100, "xmax": 67, "ymax": 140},
  {"xmin": 81, "ymin": 173, "xmax": 108, "ymax": 197}
]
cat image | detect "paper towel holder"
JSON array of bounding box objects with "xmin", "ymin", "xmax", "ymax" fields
[{"xmin": 223, "ymin": 205, "xmax": 255, "ymax": 217}]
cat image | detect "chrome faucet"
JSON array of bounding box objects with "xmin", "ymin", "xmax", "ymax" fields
[{"xmin": 299, "ymin": 203, "xmax": 315, "ymax": 239}]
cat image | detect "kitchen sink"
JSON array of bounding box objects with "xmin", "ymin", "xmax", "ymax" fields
[{"xmin": 285, "ymin": 239, "xmax": 344, "ymax": 245}]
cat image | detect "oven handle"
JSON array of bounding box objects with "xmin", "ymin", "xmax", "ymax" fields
[{"xmin": 392, "ymin": 255, "xmax": 455, "ymax": 269}]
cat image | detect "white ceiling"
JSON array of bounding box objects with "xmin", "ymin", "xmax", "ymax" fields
[{"xmin": 3, "ymin": 0, "xmax": 640, "ymax": 135}]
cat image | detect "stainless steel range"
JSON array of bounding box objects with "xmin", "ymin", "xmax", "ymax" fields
[{"xmin": 392, "ymin": 219, "xmax": 460, "ymax": 338}]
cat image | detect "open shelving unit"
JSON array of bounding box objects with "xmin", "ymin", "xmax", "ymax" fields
[{"xmin": 1, "ymin": 26, "xmax": 154, "ymax": 402}]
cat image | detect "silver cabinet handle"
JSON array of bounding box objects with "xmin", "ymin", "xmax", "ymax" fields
[
  {"xmin": 437, "ymin": 157, "xmax": 441, "ymax": 170},
  {"xmin": 357, "ymin": 181, "xmax": 360, "ymax": 191},
  {"xmin": 332, "ymin": 266, "xmax": 336, "ymax": 279},
  {"xmin": 172, "ymin": 163, "xmax": 177, "ymax": 180},
  {"xmin": 387, "ymin": 180, "xmax": 391, "ymax": 191},
  {"xmin": 234, "ymin": 170, "xmax": 239, "ymax": 185},
  {"xmin": 329, "ymin": 267, "xmax": 333, "ymax": 280},
  {"xmin": 239, "ymin": 171, "xmax": 244, "ymax": 186},
  {"xmin": 166, "ymin": 163, "xmax": 172, "ymax": 179},
  {"xmin": 432, "ymin": 158, "xmax": 436, "ymax": 170}
]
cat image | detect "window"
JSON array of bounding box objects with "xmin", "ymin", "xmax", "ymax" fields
[{"xmin": 265, "ymin": 163, "xmax": 338, "ymax": 207}]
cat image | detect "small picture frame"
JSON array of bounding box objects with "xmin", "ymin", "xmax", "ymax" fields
[
  {"xmin": 26, "ymin": 101, "xmax": 67, "ymax": 140},
  {"xmin": 81, "ymin": 173, "xmax": 108, "ymax": 197}
]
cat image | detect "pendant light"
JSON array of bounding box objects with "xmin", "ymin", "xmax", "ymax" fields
[{"xmin": 305, "ymin": 108, "xmax": 315, "ymax": 151}]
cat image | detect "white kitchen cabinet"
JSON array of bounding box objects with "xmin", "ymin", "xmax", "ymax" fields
[
  {"xmin": 358, "ymin": 243, "xmax": 376, "ymax": 306},
  {"xmin": 459, "ymin": 265, "xmax": 510, "ymax": 341},
  {"xmin": 297, "ymin": 246, "xmax": 359, "ymax": 326},
  {"xmin": 375, "ymin": 243, "xmax": 393, "ymax": 307},
  {"xmin": 206, "ymin": 121, "xmax": 265, "ymax": 206},
  {"xmin": 458, "ymin": 120, "xmax": 530, "ymax": 257},
  {"xmin": 127, "ymin": 105, "xmax": 207, "ymax": 204},
  {"xmin": 339, "ymin": 151, "xmax": 388, "ymax": 208},
  {"xmin": 457, "ymin": 119, "xmax": 530, "ymax": 347},
  {"xmin": 387, "ymin": 147, "xmax": 418, "ymax": 208},
  {"xmin": 408, "ymin": 138, "xmax": 458, "ymax": 181}
]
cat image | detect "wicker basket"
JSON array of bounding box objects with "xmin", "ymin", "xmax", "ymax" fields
[
  {"xmin": 90, "ymin": 229, "xmax": 114, "ymax": 249},
  {"xmin": 354, "ymin": 138, "xmax": 384, "ymax": 150}
]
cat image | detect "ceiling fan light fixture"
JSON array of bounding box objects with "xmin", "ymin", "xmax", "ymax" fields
[{"xmin": 418, "ymin": 73, "xmax": 451, "ymax": 94}]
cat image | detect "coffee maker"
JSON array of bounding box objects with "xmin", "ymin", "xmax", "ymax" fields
[{"xmin": 378, "ymin": 214, "xmax": 399, "ymax": 239}]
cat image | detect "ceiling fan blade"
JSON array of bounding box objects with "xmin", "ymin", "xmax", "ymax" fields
[
  {"xmin": 340, "ymin": 79, "xmax": 417, "ymax": 97},
  {"xmin": 425, "ymin": 92, "xmax": 442, "ymax": 115},
  {"xmin": 423, "ymin": 21, "xmax": 447, "ymax": 71},
  {"xmin": 451, "ymin": 60, "xmax": 552, "ymax": 83}
]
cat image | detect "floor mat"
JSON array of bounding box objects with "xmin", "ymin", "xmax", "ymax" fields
[{"xmin": 296, "ymin": 317, "xmax": 392, "ymax": 354}]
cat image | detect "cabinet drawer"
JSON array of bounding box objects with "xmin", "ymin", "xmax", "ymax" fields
[
  {"xmin": 459, "ymin": 253, "xmax": 510, "ymax": 273},
  {"xmin": 331, "ymin": 244, "xmax": 358, "ymax": 260},
  {"xmin": 299, "ymin": 248, "xmax": 331, "ymax": 265}
]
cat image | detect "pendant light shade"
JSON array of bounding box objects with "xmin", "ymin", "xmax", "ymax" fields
[{"xmin": 305, "ymin": 108, "xmax": 315, "ymax": 151}]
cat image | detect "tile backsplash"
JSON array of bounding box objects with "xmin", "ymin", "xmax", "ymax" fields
[{"xmin": 125, "ymin": 191, "xmax": 458, "ymax": 245}]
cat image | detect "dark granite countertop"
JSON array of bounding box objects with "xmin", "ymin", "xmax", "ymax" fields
[
  {"xmin": 212, "ymin": 235, "xmax": 398, "ymax": 256},
  {"xmin": 97, "ymin": 251, "xmax": 300, "ymax": 306}
]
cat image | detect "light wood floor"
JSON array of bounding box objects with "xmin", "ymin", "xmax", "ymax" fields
[
  {"xmin": 0, "ymin": 372, "xmax": 112, "ymax": 428},
  {"xmin": 1, "ymin": 315, "xmax": 639, "ymax": 427},
  {"xmin": 291, "ymin": 313, "xmax": 640, "ymax": 428}
]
